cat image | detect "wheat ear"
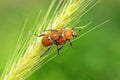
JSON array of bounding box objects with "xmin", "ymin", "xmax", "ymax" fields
[{"xmin": 0, "ymin": 0, "xmax": 106, "ymax": 80}]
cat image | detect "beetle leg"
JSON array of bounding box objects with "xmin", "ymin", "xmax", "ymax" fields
[
  {"xmin": 67, "ymin": 40, "xmax": 72, "ymax": 46},
  {"xmin": 40, "ymin": 45, "xmax": 52, "ymax": 57},
  {"xmin": 51, "ymin": 39, "xmax": 61, "ymax": 55},
  {"xmin": 51, "ymin": 29, "xmax": 58, "ymax": 32},
  {"xmin": 44, "ymin": 29, "xmax": 58, "ymax": 32},
  {"xmin": 56, "ymin": 45, "xmax": 60, "ymax": 55},
  {"xmin": 52, "ymin": 40, "xmax": 60, "ymax": 54},
  {"xmin": 35, "ymin": 34, "xmax": 45, "ymax": 37},
  {"xmin": 57, "ymin": 45, "xmax": 64, "ymax": 54},
  {"xmin": 52, "ymin": 40, "xmax": 58, "ymax": 45}
]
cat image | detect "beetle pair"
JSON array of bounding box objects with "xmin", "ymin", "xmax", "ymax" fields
[{"xmin": 36, "ymin": 28, "xmax": 78, "ymax": 57}]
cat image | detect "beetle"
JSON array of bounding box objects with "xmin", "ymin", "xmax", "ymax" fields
[{"xmin": 36, "ymin": 28, "xmax": 78, "ymax": 57}]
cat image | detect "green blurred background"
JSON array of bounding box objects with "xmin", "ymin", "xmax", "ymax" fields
[{"xmin": 0, "ymin": 0, "xmax": 120, "ymax": 80}]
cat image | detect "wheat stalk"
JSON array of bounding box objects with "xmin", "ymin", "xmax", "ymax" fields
[{"xmin": 0, "ymin": 0, "xmax": 108, "ymax": 80}]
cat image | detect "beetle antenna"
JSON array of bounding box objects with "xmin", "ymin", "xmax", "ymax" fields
[{"xmin": 35, "ymin": 34, "xmax": 45, "ymax": 37}]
